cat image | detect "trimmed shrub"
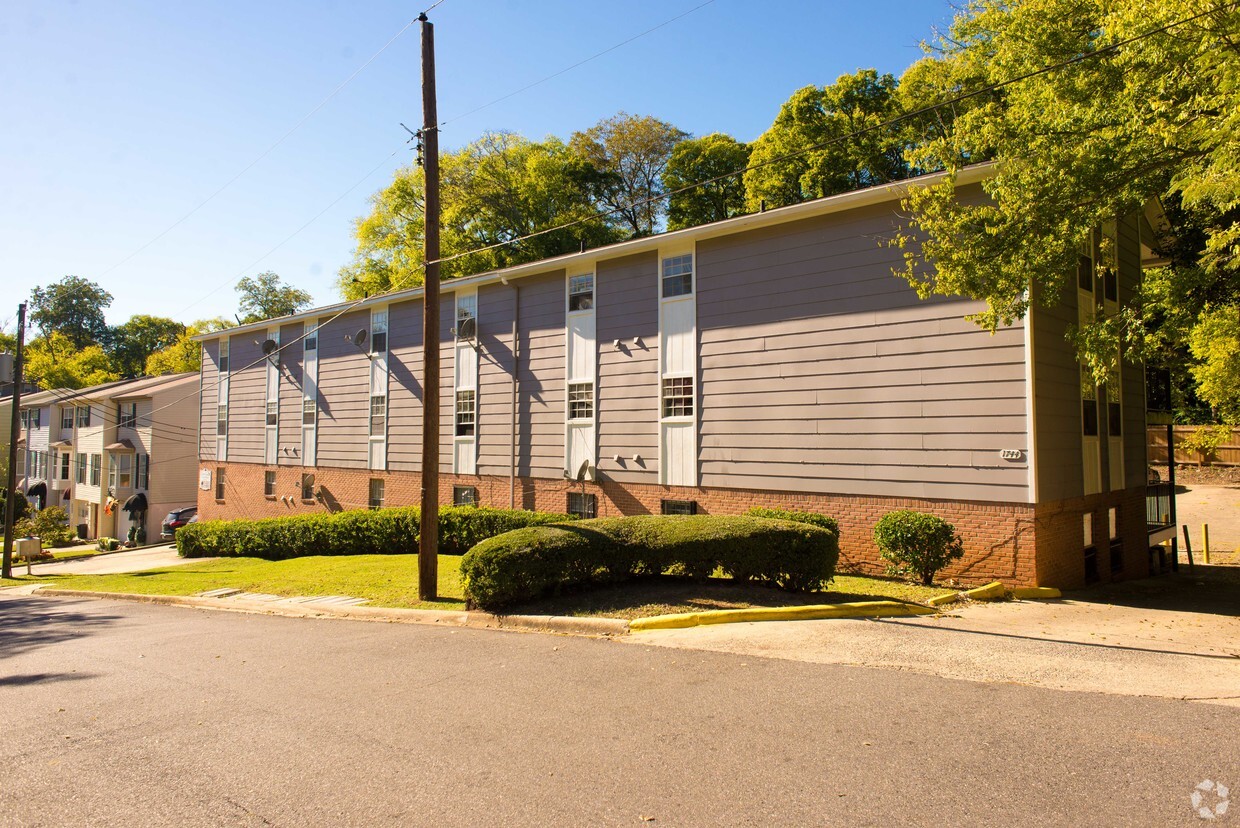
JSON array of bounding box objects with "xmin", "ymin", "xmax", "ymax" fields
[
  {"xmin": 175, "ymin": 506, "xmax": 571, "ymax": 560},
  {"xmin": 745, "ymin": 507, "xmax": 839, "ymax": 536},
  {"xmin": 460, "ymin": 515, "xmax": 840, "ymax": 611},
  {"xmin": 873, "ymin": 510, "xmax": 964, "ymax": 586}
]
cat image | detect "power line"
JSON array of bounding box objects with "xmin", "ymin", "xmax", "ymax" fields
[
  {"xmin": 98, "ymin": 18, "xmax": 418, "ymax": 279},
  {"xmin": 428, "ymin": 2, "xmax": 1236, "ymax": 267},
  {"xmin": 438, "ymin": 0, "xmax": 718, "ymax": 129}
]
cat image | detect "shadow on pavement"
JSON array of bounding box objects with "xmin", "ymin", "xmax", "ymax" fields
[
  {"xmin": 0, "ymin": 596, "xmax": 123, "ymax": 662},
  {"xmin": 0, "ymin": 672, "xmax": 96, "ymax": 687},
  {"xmin": 1065, "ymin": 565, "xmax": 1240, "ymax": 618}
]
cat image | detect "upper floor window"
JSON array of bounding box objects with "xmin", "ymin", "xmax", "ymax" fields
[
  {"xmin": 217, "ymin": 404, "xmax": 228, "ymax": 436},
  {"xmin": 218, "ymin": 339, "xmax": 230, "ymax": 373},
  {"xmin": 61, "ymin": 407, "xmax": 74, "ymax": 430},
  {"xmin": 662, "ymin": 376, "xmax": 694, "ymax": 418},
  {"xmin": 302, "ymin": 399, "xmax": 317, "ymax": 425},
  {"xmin": 371, "ymin": 311, "xmax": 388, "ymax": 354},
  {"xmin": 568, "ymin": 274, "xmax": 594, "ymax": 312},
  {"xmin": 90, "ymin": 454, "xmax": 101, "ymax": 486},
  {"xmin": 370, "ymin": 394, "xmax": 387, "ymax": 437},
  {"xmin": 19, "ymin": 410, "xmax": 28, "ymax": 429},
  {"xmin": 455, "ymin": 294, "xmax": 478, "ymax": 340},
  {"xmin": 1077, "ymin": 254, "xmax": 1093, "ymax": 293},
  {"xmin": 455, "ymin": 390, "xmax": 476, "ymax": 436},
  {"xmin": 59, "ymin": 451, "xmax": 70, "ymax": 481},
  {"xmin": 136, "ymin": 454, "xmax": 150, "ymax": 490},
  {"xmin": 304, "ymin": 327, "xmax": 318, "ymax": 352},
  {"xmin": 661, "ymin": 254, "xmax": 693, "ymax": 298},
  {"xmin": 27, "ymin": 408, "xmax": 41, "ymax": 429},
  {"xmin": 568, "ymin": 382, "xmax": 594, "ymax": 420},
  {"xmin": 118, "ymin": 402, "xmax": 137, "ymax": 429},
  {"xmin": 75, "ymin": 454, "xmax": 87, "ymax": 484},
  {"xmin": 76, "ymin": 405, "xmax": 91, "ymax": 428}
]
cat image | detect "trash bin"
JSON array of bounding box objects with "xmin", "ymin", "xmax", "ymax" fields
[{"xmin": 77, "ymin": 523, "xmax": 89, "ymax": 540}]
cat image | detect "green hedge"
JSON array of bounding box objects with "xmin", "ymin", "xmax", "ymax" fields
[
  {"xmin": 460, "ymin": 515, "xmax": 840, "ymax": 610},
  {"xmin": 176, "ymin": 506, "xmax": 573, "ymax": 560},
  {"xmin": 745, "ymin": 507, "xmax": 839, "ymax": 535}
]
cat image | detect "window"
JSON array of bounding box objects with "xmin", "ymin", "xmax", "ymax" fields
[
  {"xmin": 264, "ymin": 471, "xmax": 277, "ymax": 497},
  {"xmin": 661, "ymin": 254, "xmax": 693, "ymax": 298},
  {"xmin": 76, "ymin": 405, "xmax": 91, "ymax": 428},
  {"xmin": 90, "ymin": 454, "xmax": 101, "ymax": 486},
  {"xmin": 568, "ymin": 382, "xmax": 594, "ymax": 420},
  {"xmin": 61, "ymin": 407, "xmax": 74, "ymax": 430},
  {"xmin": 59, "ymin": 452, "xmax": 70, "ymax": 481},
  {"xmin": 218, "ymin": 339, "xmax": 230, "ymax": 373},
  {"xmin": 75, "ymin": 454, "xmax": 87, "ymax": 484},
  {"xmin": 455, "ymin": 390, "xmax": 476, "ymax": 436},
  {"xmin": 661, "ymin": 499, "xmax": 697, "ymax": 515},
  {"xmin": 117, "ymin": 454, "xmax": 132, "ymax": 489},
  {"xmin": 371, "ymin": 311, "xmax": 388, "ymax": 354},
  {"xmin": 1103, "ymin": 269, "xmax": 1118, "ymax": 302},
  {"xmin": 1108, "ymin": 402, "xmax": 1122, "ymax": 437},
  {"xmin": 30, "ymin": 408, "xmax": 41, "ymax": 428},
  {"xmin": 370, "ymin": 394, "xmax": 387, "ymax": 436},
  {"xmin": 217, "ymin": 404, "xmax": 228, "ymax": 436},
  {"xmin": 136, "ymin": 454, "xmax": 149, "ymax": 490},
  {"xmin": 369, "ymin": 478, "xmax": 385, "ymax": 509},
  {"xmin": 1077, "ymin": 255, "xmax": 1093, "ymax": 292},
  {"xmin": 118, "ymin": 402, "xmax": 137, "ymax": 429},
  {"xmin": 1082, "ymin": 399, "xmax": 1099, "ymax": 437},
  {"xmin": 266, "ymin": 401, "xmax": 278, "ymax": 426},
  {"xmin": 20, "ymin": 409, "xmax": 28, "ymax": 429},
  {"xmin": 567, "ymin": 491, "xmax": 597, "ymax": 519},
  {"xmin": 455, "ymin": 294, "xmax": 478, "ymax": 340},
  {"xmin": 302, "ymin": 399, "xmax": 316, "ymax": 425},
  {"xmin": 301, "ymin": 473, "xmax": 315, "ymax": 501},
  {"xmin": 304, "ymin": 329, "xmax": 317, "ymax": 352},
  {"xmin": 215, "ymin": 467, "xmax": 226, "ymax": 500},
  {"xmin": 452, "ymin": 485, "xmax": 477, "ymax": 507},
  {"xmin": 15, "ymin": 452, "xmax": 23, "ymax": 477},
  {"xmin": 662, "ymin": 376, "xmax": 694, "ymax": 418},
  {"xmin": 1108, "ymin": 507, "xmax": 1119, "ymax": 540},
  {"xmin": 568, "ymin": 274, "xmax": 594, "ymax": 312}
]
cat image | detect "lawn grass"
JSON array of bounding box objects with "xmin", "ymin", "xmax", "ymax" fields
[{"xmin": 5, "ymin": 554, "xmax": 955, "ymax": 618}]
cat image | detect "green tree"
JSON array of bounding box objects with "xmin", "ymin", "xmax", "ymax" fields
[
  {"xmin": 29, "ymin": 276, "xmax": 113, "ymax": 350},
  {"xmin": 570, "ymin": 112, "xmax": 689, "ymax": 237},
  {"xmin": 893, "ymin": 0, "xmax": 1240, "ymax": 362},
  {"xmin": 145, "ymin": 318, "xmax": 233, "ymax": 375},
  {"xmin": 24, "ymin": 332, "xmax": 120, "ymax": 390},
  {"xmin": 236, "ymin": 272, "xmax": 312, "ymax": 324},
  {"xmin": 107, "ymin": 315, "xmax": 186, "ymax": 377},
  {"xmin": 1189, "ymin": 306, "xmax": 1240, "ymax": 423},
  {"xmin": 744, "ymin": 70, "xmax": 910, "ymax": 211},
  {"xmin": 663, "ymin": 133, "xmax": 752, "ymax": 231},
  {"xmin": 338, "ymin": 132, "xmax": 622, "ymax": 300}
]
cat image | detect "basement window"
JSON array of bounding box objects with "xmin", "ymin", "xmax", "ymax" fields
[
  {"xmin": 369, "ymin": 478, "xmax": 385, "ymax": 510},
  {"xmin": 453, "ymin": 486, "xmax": 477, "ymax": 507},
  {"xmin": 264, "ymin": 471, "xmax": 276, "ymax": 498},
  {"xmin": 661, "ymin": 499, "xmax": 697, "ymax": 516},
  {"xmin": 215, "ymin": 468, "xmax": 226, "ymax": 501},
  {"xmin": 567, "ymin": 491, "xmax": 597, "ymax": 519},
  {"xmin": 301, "ymin": 473, "xmax": 316, "ymax": 501}
]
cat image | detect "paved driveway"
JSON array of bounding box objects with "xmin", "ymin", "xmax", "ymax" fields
[{"xmin": 26, "ymin": 544, "xmax": 214, "ymax": 577}]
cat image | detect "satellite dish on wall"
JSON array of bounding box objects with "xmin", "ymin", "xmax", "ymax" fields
[
  {"xmin": 455, "ymin": 317, "xmax": 477, "ymax": 340},
  {"xmin": 261, "ymin": 339, "xmax": 278, "ymax": 356},
  {"xmin": 354, "ymin": 329, "xmax": 368, "ymax": 348}
]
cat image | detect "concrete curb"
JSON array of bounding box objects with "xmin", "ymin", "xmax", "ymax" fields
[
  {"xmin": 32, "ymin": 588, "xmax": 630, "ymax": 637},
  {"xmin": 628, "ymin": 600, "xmax": 936, "ymax": 632}
]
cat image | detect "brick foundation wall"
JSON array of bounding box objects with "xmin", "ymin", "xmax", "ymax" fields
[
  {"xmin": 199, "ymin": 462, "xmax": 1049, "ymax": 586},
  {"xmin": 1034, "ymin": 486, "xmax": 1153, "ymax": 590}
]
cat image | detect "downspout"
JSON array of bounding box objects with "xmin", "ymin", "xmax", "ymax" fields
[{"xmin": 509, "ymin": 284, "xmax": 519, "ymax": 510}]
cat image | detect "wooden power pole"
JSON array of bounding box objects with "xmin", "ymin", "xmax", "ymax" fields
[
  {"xmin": 417, "ymin": 13, "xmax": 441, "ymax": 600},
  {"xmin": 3, "ymin": 302, "xmax": 27, "ymax": 579}
]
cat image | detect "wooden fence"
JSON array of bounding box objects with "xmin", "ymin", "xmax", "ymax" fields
[{"xmin": 1147, "ymin": 426, "xmax": 1240, "ymax": 466}]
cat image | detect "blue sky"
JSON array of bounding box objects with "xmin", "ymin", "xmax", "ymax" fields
[{"xmin": 0, "ymin": 0, "xmax": 957, "ymax": 329}]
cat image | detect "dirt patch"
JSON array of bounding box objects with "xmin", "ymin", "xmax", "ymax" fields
[{"xmin": 1151, "ymin": 464, "xmax": 1240, "ymax": 487}]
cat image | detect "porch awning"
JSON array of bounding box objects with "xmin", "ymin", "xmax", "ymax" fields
[
  {"xmin": 122, "ymin": 492, "xmax": 148, "ymax": 514},
  {"xmin": 105, "ymin": 439, "xmax": 136, "ymax": 452},
  {"xmin": 26, "ymin": 481, "xmax": 47, "ymax": 501},
  {"xmin": 49, "ymin": 439, "xmax": 72, "ymax": 449}
]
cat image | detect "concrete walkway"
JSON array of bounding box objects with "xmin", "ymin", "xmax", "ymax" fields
[
  {"xmin": 26, "ymin": 544, "xmax": 215, "ymax": 576},
  {"xmin": 630, "ymin": 572, "xmax": 1240, "ymax": 706},
  {"xmin": 1176, "ymin": 483, "xmax": 1240, "ymax": 557}
]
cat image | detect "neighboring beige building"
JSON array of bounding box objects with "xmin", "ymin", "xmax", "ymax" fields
[{"xmin": 17, "ymin": 373, "xmax": 199, "ymax": 542}]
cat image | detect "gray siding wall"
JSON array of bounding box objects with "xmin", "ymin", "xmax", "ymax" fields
[
  {"xmin": 1031, "ymin": 284, "xmax": 1083, "ymax": 502},
  {"xmin": 226, "ymin": 334, "xmax": 266, "ymax": 463},
  {"xmin": 278, "ymin": 322, "xmax": 304, "ymax": 465},
  {"xmin": 387, "ymin": 298, "xmax": 424, "ymax": 473},
  {"xmin": 199, "ymin": 340, "xmax": 219, "ymax": 461},
  {"xmin": 477, "ymin": 283, "xmax": 519, "ymax": 476},
  {"xmin": 514, "ymin": 272, "xmax": 566, "ymax": 479},
  {"xmin": 597, "ymin": 253, "xmax": 660, "ymax": 485},
  {"xmin": 316, "ymin": 310, "xmax": 370, "ymax": 468},
  {"xmin": 696, "ymin": 205, "xmax": 1030, "ymax": 503}
]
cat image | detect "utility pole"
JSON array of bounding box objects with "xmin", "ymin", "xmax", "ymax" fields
[
  {"xmin": 417, "ymin": 12, "xmax": 441, "ymax": 600},
  {"xmin": 3, "ymin": 303, "xmax": 27, "ymax": 579}
]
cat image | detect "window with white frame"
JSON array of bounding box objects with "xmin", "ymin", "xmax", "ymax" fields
[
  {"xmin": 455, "ymin": 390, "xmax": 476, "ymax": 436},
  {"xmin": 264, "ymin": 470, "xmax": 277, "ymax": 497},
  {"xmin": 371, "ymin": 310, "xmax": 388, "ymax": 354},
  {"xmin": 568, "ymin": 382, "xmax": 594, "ymax": 420},
  {"xmin": 661, "ymin": 254, "xmax": 693, "ymax": 298},
  {"xmin": 370, "ymin": 394, "xmax": 387, "ymax": 437},
  {"xmin": 453, "ymin": 485, "xmax": 477, "ymax": 506},
  {"xmin": 368, "ymin": 478, "xmax": 385, "ymax": 509},
  {"xmin": 567, "ymin": 491, "xmax": 597, "ymax": 519},
  {"xmin": 136, "ymin": 454, "xmax": 149, "ymax": 489},
  {"xmin": 304, "ymin": 328, "xmax": 317, "ymax": 352},
  {"xmin": 218, "ymin": 338, "xmax": 230, "ymax": 372},
  {"xmin": 662, "ymin": 376, "xmax": 694, "ymax": 418},
  {"xmin": 20, "ymin": 410, "xmax": 28, "ymax": 429},
  {"xmin": 31, "ymin": 408, "xmax": 41, "ymax": 428},
  {"xmin": 215, "ymin": 467, "xmax": 226, "ymax": 500},
  {"xmin": 75, "ymin": 454, "xmax": 87, "ymax": 484},
  {"xmin": 61, "ymin": 407, "xmax": 74, "ymax": 430},
  {"xmin": 90, "ymin": 454, "xmax": 101, "ymax": 486},
  {"xmin": 117, "ymin": 454, "xmax": 132, "ymax": 489},
  {"xmin": 217, "ymin": 404, "xmax": 228, "ymax": 436},
  {"xmin": 59, "ymin": 451, "xmax": 70, "ymax": 481},
  {"xmin": 266, "ymin": 401, "xmax": 278, "ymax": 426},
  {"xmin": 568, "ymin": 274, "xmax": 594, "ymax": 312},
  {"xmin": 302, "ymin": 399, "xmax": 316, "ymax": 425},
  {"xmin": 76, "ymin": 405, "xmax": 90, "ymax": 428},
  {"xmin": 455, "ymin": 293, "xmax": 477, "ymax": 339},
  {"xmin": 300, "ymin": 472, "xmax": 315, "ymax": 501},
  {"xmin": 118, "ymin": 402, "xmax": 137, "ymax": 429}
]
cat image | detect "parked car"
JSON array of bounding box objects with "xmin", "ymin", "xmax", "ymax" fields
[{"xmin": 160, "ymin": 507, "xmax": 198, "ymax": 540}]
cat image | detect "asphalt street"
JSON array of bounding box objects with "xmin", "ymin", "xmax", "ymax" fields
[{"xmin": 2, "ymin": 594, "xmax": 1237, "ymax": 827}]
